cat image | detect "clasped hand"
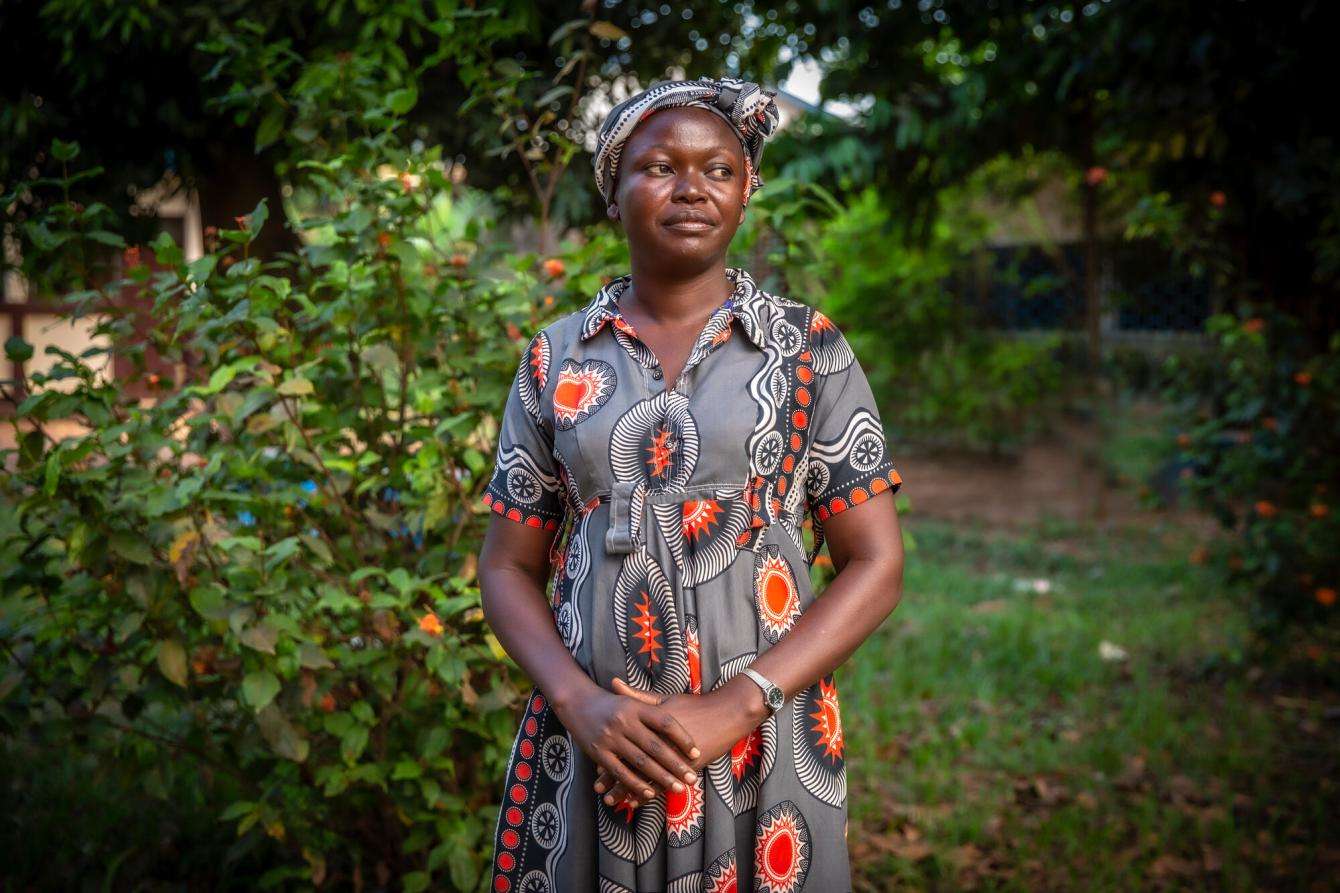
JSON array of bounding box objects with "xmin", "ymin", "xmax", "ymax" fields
[{"xmin": 554, "ymin": 676, "xmax": 762, "ymax": 811}]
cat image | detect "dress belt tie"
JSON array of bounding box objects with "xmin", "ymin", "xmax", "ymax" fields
[{"xmin": 585, "ymin": 479, "xmax": 763, "ymax": 556}]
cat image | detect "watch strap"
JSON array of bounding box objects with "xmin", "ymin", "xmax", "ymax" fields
[{"xmin": 740, "ymin": 667, "xmax": 783, "ymax": 715}]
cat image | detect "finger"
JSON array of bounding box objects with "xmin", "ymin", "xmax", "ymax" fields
[
  {"xmin": 635, "ymin": 723, "xmax": 698, "ymax": 786},
  {"xmin": 621, "ymin": 736, "xmax": 679, "ymax": 796},
  {"xmin": 644, "ymin": 705, "xmax": 701, "ymax": 764},
  {"xmin": 600, "ymin": 749, "xmax": 656, "ymax": 805},
  {"xmin": 628, "ymin": 728, "xmax": 688, "ymax": 793},
  {"xmin": 612, "ymin": 677, "xmax": 663, "ymax": 705}
]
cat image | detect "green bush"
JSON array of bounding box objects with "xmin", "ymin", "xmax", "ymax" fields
[
  {"xmin": 1167, "ymin": 309, "xmax": 1340, "ymax": 629},
  {"xmin": 0, "ymin": 118, "xmax": 589, "ymax": 886}
]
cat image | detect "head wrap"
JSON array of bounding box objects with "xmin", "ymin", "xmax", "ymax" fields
[{"xmin": 593, "ymin": 75, "xmax": 781, "ymax": 208}]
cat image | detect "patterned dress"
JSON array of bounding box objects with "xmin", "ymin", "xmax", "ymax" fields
[{"xmin": 482, "ymin": 267, "xmax": 903, "ymax": 893}]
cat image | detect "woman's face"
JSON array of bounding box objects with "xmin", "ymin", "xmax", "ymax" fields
[{"xmin": 611, "ymin": 106, "xmax": 748, "ymax": 274}]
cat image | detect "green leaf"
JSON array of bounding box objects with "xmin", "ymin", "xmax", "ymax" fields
[
  {"xmin": 255, "ymin": 108, "xmax": 285, "ymax": 152},
  {"xmin": 256, "ymin": 703, "xmax": 309, "ymax": 762},
  {"xmin": 298, "ymin": 642, "xmax": 334, "ymax": 670},
  {"xmin": 243, "ymin": 669, "xmax": 281, "ymax": 711},
  {"xmin": 247, "ymin": 199, "xmax": 269, "ymax": 237},
  {"xmin": 340, "ymin": 725, "xmax": 369, "ymax": 763},
  {"xmin": 51, "ymin": 138, "xmax": 80, "ymax": 162},
  {"xmin": 109, "ymin": 531, "xmax": 154, "ymax": 565},
  {"xmin": 189, "ymin": 583, "xmax": 233, "ymax": 621},
  {"xmin": 239, "ymin": 621, "xmax": 279, "ymax": 655},
  {"xmin": 387, "ymin": 86, "xmax": 418, "ymax": 115},
  {"xmin": 402, "ymin": 871, "xmax": 430, "ymax": 893},
  {"xmin": 5, "ymin": 336, "xmax": 33, "ymax": 363},
  {"xmin": 278, "ymin": 377, "xmax": 314, "ymax": 397},
  {"xmin": 156, "ymin": 639, "xmax": 188, "ymax": 687}
]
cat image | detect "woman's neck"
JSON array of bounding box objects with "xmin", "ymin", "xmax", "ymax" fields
[{"xmin": 621, "ymin": 260, "xmax": 734, "ymax": 328}]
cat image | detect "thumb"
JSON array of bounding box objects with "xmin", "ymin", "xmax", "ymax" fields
[{"xmin": 612, "ymin": 677, "xmax": 662, "ymax": 705}]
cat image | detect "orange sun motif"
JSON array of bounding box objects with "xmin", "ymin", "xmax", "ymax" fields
[
  {"xmin": 552, "ymin": 364, "xmax": 611, "ymax": 426},
  {"xmin": 755, "ymin": 553, "xmax": 801, "ymax": 640},
  {"xmin": 810, "ymin": 310, "xmax": 836, "ymax": 335},
  {"xmin": 682, "ymin": 499, "xmax": 722, "ymax": 541},
  {"xmin": 630, "ymin": 590, "xmax": 662, "ymax": 665},
  {"xmin": 729, "ymin": 727, "xmax": 763, "ymax": 780},
  {"xmin": 646, "ymin": 426, "xmax": 676, "ymax": 479},
  {"xmin": 809, "ymin": 677, "xmax": 844, "ymax": 762},
  {"xmin": 664, "ymin": 777, "xmax": 704, "ymax": 838}
]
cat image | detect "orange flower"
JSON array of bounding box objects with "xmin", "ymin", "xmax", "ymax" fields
[
  {"xmin": 543, "ymin": 294, "xmax": 555, "ymax": 307},
  {"xmin": 234, "ymin": 214, "xmax": 250, "ymax": 229},
  {"xmin": 377, "ymin": 231, "xmax": 392, "ymax": 249},
  {"xmin": 1254, "ymin": 500, "xmax": 1278, "ymax": 518},
  {"xmin": 1316, "ymin": 587, "xmax": 1337, "ymax": 607},
  {"xmin": 1261, "ymin": 417, "xmax": 1277, "ymax": 431},
  {"xmin": 418, "ymin": 612, "xmax": 444, "ymax": 637},
  {"xmin": 319, "ymin": 692, "xmax": 337, "ymax": 712},
  {"xmin": 542, "ymin": 258, "xmax": 566, "ymax": 278},
  {"xmin": 1295, "ymin": 371, "xmax": 1312, "ymax": 386},
  {"xmin": 450, "ymin": 253, "xmax": 469, "ymax": 268},
  {"xmin": 1084, "ymin": 166, "xmax": 1108, "ymax": 186},
  {"xmin": 506, "ymin": 322, "xmax": 523, "ymax": 342},
  {"xmin": 123, "ymin": 245, "xmax": 142, "ymax": 267},
  {"xmin": 1241, "ymin": 318, "xmax": 1264, "ymax": 334},
  {"xmin": 1176, "ymin": 433, "xmax": 1192, "ymax": 448},
  {"xmin": 1188, "ymin": 546, "xmax": 1209, "ymax": 566},
  {"xmin": 1209, "ymin": 190, "xmax": 1227, "ymax": 208},
  {"xmin": 1311, "ymin": 503, "xmax": 1330, "ymax": 519}
]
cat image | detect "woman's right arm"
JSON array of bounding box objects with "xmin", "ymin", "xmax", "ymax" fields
[{"xmin": 478, "ymin": 516, "xmax": 700, "ymax": 802}]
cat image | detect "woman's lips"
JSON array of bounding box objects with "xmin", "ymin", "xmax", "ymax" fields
[{"xmin": 664, "ymin": 220, "xmax": 715, "ymax": 233}]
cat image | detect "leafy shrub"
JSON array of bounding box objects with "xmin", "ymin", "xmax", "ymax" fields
[
  {"xmin": 0, "ymin": 116, "xmax": 591, "ymax": 887},
  {"xmin": 1167, "ymin": 309, "xmax": 1340, "ymax": 629}
]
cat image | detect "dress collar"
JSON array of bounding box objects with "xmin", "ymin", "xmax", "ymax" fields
[{"xmin": 578, "ymin": 266, "xmax": 770, "ymax": 351}]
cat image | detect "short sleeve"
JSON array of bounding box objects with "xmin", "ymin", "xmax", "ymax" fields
[
  {"xmin": 804, "ymin": 319, "xmax": 903, "ymax": 525},
  {"xmin": 480, "ymin": 333, "xmax": 567, "ymax": 531}
]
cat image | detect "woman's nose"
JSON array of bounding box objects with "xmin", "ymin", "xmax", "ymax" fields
[{"xmin": 671, "ymin": 170, "xmax": 709, "ymax": 202}]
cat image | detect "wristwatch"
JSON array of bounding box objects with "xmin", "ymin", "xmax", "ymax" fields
[{"xmin": 740, "ymin": 667, "xmax": 785, "ymax": 716}]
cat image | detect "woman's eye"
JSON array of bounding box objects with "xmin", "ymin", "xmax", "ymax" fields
[{"xmin": 647, "ymin": 162, "xmax": 672, "ymax": 174}]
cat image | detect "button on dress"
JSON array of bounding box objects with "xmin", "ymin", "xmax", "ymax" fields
[{"xmin": 482, "ymin": 267, "xmax": 903, "ymax": 893}]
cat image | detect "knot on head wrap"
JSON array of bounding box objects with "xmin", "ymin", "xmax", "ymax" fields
[{"xmin": 593, "ymin": 75, "xmax": 781, "ymax": 207}]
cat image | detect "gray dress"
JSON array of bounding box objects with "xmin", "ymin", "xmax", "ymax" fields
[{"xmin": 483, "ymin": 267, "xmax": 903, "ymax": 893}]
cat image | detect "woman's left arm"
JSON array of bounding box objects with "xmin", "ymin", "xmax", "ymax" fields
[{"xmin": 730, "ymin": 489, "xmax": 905, "ymax": 703}]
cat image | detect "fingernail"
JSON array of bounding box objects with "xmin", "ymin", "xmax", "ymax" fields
[
  {"xmin": 690, "ymin": 747, "xmax": 701, "ymax": 759},
  {"xmin": 672, "ymin": 781, "xmax": 684, "ymax": 792},
  {"xmin": 642, "ymin": 788, "xmax": 654, "ymax": 799},
  {"xmin": 604, "ymin": 794, "xmax": 614, "ymax": 806},
  {"xmin": 593, "ymin": 782, "xmax": 605, "ymax": 793},
  {"xmin": 684, "ymin": 771, "xmax": 697, "ymax": 783}
]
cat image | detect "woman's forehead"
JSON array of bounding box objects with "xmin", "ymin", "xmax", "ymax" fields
[{"xmin": 623, "ymin": 107, "xmax": 745, "ymax": 158}]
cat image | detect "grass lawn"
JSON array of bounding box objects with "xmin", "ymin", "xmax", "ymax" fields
[{"xmin": 843, "ymin": 514, "xmax": 1338, "ymax": 891}]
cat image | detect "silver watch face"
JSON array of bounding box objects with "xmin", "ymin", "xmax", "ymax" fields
[{"xmin": 767, "ymin": 687, "xmax": 785, "ymax": 710}]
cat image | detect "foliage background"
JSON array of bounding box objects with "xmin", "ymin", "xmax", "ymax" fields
[{"xmin": 2, "ymin": 1, "xmax": 1336, "ymax": 889}]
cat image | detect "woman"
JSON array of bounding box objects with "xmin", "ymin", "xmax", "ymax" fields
[{"xmin": 478, "ymin": 75, "xmax": 905, "ymax": 893}]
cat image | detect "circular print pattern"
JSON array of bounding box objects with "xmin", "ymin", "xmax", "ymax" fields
[
  {"xmin": 754, "ymin": 800, "xmax": 812, "ymax": 893},
  {"xmin": 754, "ymin": 545, "xmax": 802, "ymax": 644}
]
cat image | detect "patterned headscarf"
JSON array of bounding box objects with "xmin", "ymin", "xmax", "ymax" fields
[{"xmin": 593, "ymin": 75, "xmax": 781, "ymax": 208}]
